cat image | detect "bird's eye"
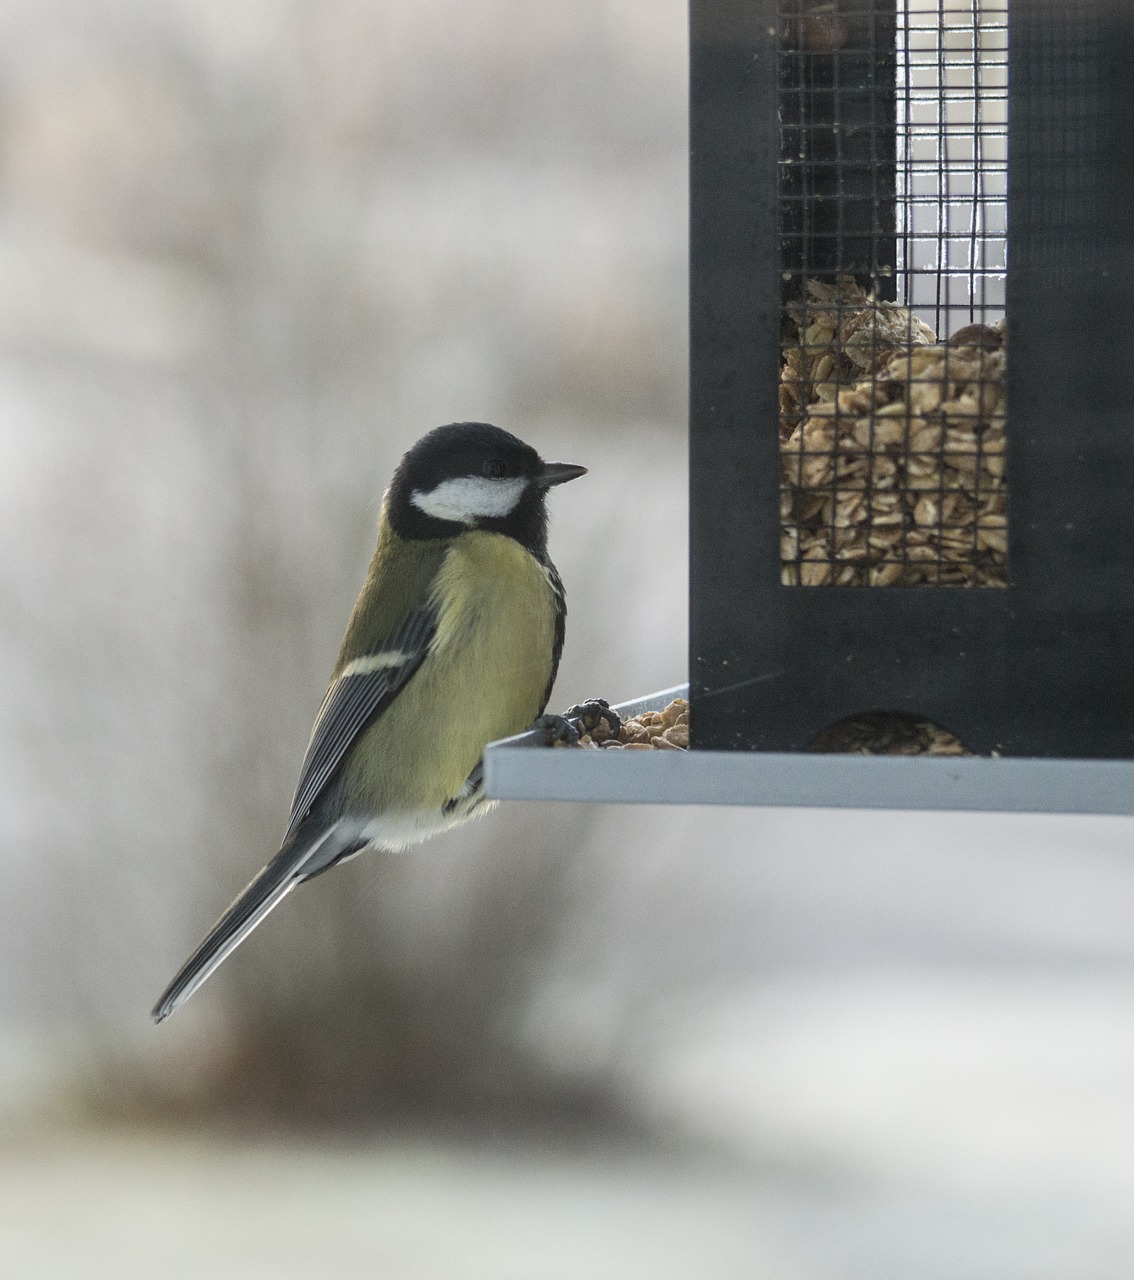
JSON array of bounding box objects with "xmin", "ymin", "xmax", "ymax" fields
[{"xmin": 482, "ymin": 458, "xmax": 507, "ymax": 478}]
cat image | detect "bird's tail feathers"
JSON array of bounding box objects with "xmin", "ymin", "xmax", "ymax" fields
[{"xmin": 151, "ymin": 821, "xmax": 344, "ymax": 1024}]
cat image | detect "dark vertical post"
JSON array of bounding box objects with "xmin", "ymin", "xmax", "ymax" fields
[
  {"xmin": 1004, "ymin": 0, "xmax": 1134, "ymax": 754},
  {"xmin": 689, "ymin": 0, "xmax": 782, "ymax": 748}
]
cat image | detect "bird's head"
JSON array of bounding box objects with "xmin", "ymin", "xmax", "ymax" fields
[{"xmin": 385, "ymin": 422, "xmax": 586, "ymax": 553}]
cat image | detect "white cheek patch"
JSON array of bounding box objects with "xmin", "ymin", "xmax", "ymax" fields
[{"xmin": 410, "ymin": 476, "xmax": 527, "ymax": 524}]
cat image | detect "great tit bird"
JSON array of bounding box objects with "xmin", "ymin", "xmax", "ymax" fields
[{"xmin": 152, "ymin": 422, "xmax": 586, "ymax": 1023}]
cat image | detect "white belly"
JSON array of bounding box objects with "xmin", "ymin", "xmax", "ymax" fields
[{"xmin": 360, "ymin": 795, "xmax": 496, "ymax": 852}]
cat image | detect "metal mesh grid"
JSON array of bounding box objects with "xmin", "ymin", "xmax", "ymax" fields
[{"xmin": 779, "ymin": 0, "xmax": 1008, "ymax": 587}]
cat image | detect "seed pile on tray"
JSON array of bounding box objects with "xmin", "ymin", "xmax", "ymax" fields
[
  {"xmin": 780, "ymin": 278, "xmax": 1007, "ymax": 587},
  {"xmin": 564, "ymin": 698, "xmax": 967, "ymax": 755},
  {"xmin": 577, "ymin": 698, "xmax": 689, "ymax": 750}
]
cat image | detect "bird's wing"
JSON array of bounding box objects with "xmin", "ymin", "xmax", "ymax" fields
[
  {"xmin": 283, "ymin": 601, "xmax": 438, "ymax": 841},
  {"xmin": 152, "ymin": 593, "xmax": 441, "ymax": 1024},
  {"xmin": 539, "ymin": 556, "xmax": 568, "ymax": 714}
]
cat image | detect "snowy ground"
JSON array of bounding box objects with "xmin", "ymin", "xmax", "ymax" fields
[
  {"xmin": 1, "ymin": 1101, "xmax": 1131, "ymax": 1280},
  {"xmin": 0, "ymin": 1129, "xmax": 775, "ymax": 1280}
]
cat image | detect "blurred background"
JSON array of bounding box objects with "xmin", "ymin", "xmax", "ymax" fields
[{"xmin": 1, "ymin": 0, "xmax": 1134, "ymax": 1276}]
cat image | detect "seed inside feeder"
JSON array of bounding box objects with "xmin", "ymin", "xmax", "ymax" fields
[{"xmin": 780, "ymin": 278, "xmax": 1007, "ymax": 588}]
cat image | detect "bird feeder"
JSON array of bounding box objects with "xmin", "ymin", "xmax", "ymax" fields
[{"xmin": 485, "ymin": 0, "xmax": 1134, "ymax": 812}]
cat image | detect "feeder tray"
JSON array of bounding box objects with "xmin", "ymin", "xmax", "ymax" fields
[{"xmin": 484, "ymin": 686, "xmax": 1134, "ymax": 814}]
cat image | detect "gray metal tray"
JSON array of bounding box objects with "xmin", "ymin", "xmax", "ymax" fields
[{"xmin": 483, "ymin": 686, "xmax": 1134, "ymax": 814}]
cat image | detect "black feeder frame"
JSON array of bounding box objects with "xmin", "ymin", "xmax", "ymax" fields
[{"xmin": 484, "ymin": 0, "xmax": 1134, "ymax": 813}]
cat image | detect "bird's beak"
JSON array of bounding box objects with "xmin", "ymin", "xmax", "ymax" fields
[{"xmin": 538, "ymin": 461, "xmax": 588, "ymax": 488}]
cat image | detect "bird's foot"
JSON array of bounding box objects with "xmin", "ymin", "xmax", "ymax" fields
[
  {"xmin": 531, "ymin": 699, "xmax": 621, "ymax": 748},
  {"xmin": 531, "ymin": 713, "xmax": 581, "ymax": 748},
  {"xmin": 563, "ymin": 698, "xmax": 621, "ymax": 742}
]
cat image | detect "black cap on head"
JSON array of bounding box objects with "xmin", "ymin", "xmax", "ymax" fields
[{"xmin": 386, "ymin": 422, "xmax": 585, "ymax": 553}]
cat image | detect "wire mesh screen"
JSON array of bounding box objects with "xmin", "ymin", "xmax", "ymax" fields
[{"xmin": 779, "ymin": 0, "xmax": 1008, "ymax": 587}]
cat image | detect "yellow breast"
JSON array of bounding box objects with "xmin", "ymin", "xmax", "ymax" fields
[{"xmin": 343, "ymin": 531, "xmax": 559, "ymax": 816}]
